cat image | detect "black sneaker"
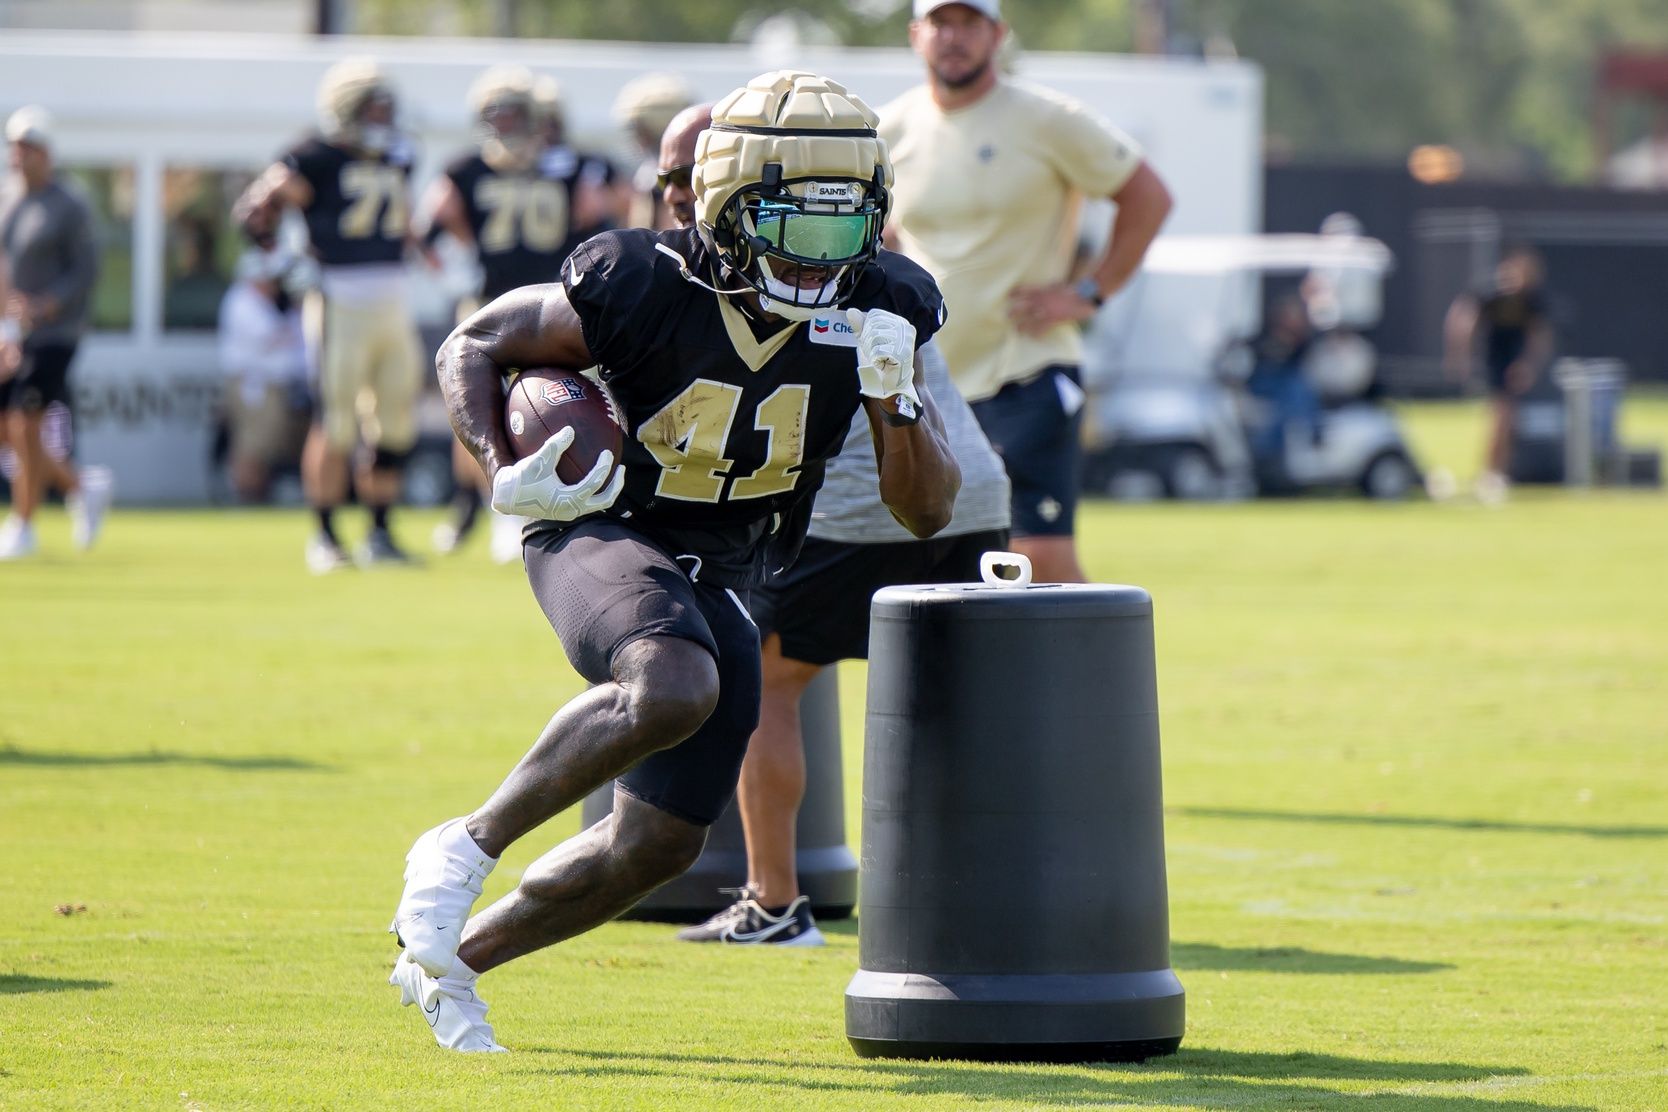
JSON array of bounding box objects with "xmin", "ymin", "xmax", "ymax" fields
[
  {"xmin": 675, "ymin": 890, "xmax": 825, "ymax": 947},
  {"xmin": 358, "ymin": 528, "xmax": 420, "ymax": 568}
]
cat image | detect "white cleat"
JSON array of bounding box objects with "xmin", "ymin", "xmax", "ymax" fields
[
  {"xmin": 431, "ymin": 520, "xmax": 463, "ymax": 555},
  {"xmin": 68, "ymin": 465, "xmax": 113, "ymax": 551},
  {"xmin": 304, "ymin": 533, "xmax": 355, "ymax": 575},
  {"xmin": 390, "ymin": 819, "xmax": 495, "ymax": 977},
  {"xmin": 489, "ymin": 510, "xmax": 526, "ymax": 566},
  {"xmin": 389, "ymin": 952, "xmax": 507, "ymax": 1053},
  {"xmin": 0, "ymin": 514, "xmax": 37, "ymax": 560}
]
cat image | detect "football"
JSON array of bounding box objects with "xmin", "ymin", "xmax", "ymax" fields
[{"xmin": 503, "ymin": 369, "xmax": 625, "ymax": 484}]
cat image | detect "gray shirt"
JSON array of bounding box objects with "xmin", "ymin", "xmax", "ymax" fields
[
  {"xmin": 0, "ymin": 175, "xmax": 99, "ymax": 343},
  {"xmin": 809, "ymin": 340, "xmax": 1010, "ymax": 544}
]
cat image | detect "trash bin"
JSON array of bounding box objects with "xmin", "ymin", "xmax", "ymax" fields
[
  {"xmin": 845, "ymin": 557, "xmax": 1184, "ymax": 1062},
  {"xmin": 1553, "ymin": 357, "xmax": 1626, "ymax": 487},
  {"xmin": 581, "ymin": 667, "xmax": 857, "ymax": 922}
]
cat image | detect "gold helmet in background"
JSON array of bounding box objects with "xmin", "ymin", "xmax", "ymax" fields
[
  {"xmin": 532, "ymin": 74, "xmax": 566, "ymax": 142},
  {"xmin": 468, "ymin": 65, "xmax": 539, "ymax": 170},
  {"xmin": 613, "ymin": 72, "xmax": 694, "ymax": 148},
  {"xmin": 317, "ymin": 57, "xmax": 398, "ymax": 153},
  {"xmin": 693, "ymin": 70, "xmax": 890, "ymax": 320}
]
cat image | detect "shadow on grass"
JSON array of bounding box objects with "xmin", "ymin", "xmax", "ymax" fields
[
  {"xmin": 0, "ymin": 746, "xmax": 330, "ymax": 772},
  {"xmin": 1174, "ymin": 942, "xmax": 1452, "ymax": 975},
  {"xmin": 0, "ymin": 974, "xmax": 112, "ymax": 995},
  {"xmin": 518, "ymin": 1045, "xmax": 1585, "ymax": 1110},
  {"xmin": 1177, "ymin": 805, "xmax": 1668, "ymax": 840}
]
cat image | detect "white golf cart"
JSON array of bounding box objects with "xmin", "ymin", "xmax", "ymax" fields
[{"xmin": 1081, "ymin": 233, "xmax": 1422, "ymax": 500}]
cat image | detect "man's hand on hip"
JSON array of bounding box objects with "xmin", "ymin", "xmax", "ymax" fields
[{"xmin": 1007, "ymin": 283, "xmax": 1098, "ymax": 337}]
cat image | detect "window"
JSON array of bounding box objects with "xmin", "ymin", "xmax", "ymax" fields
[
  {"xmin": 60, "ymin": 165, "xmax": 135, "ymax": 332},
  {"xmin": 162, "ymin": 167, "xmax": 256, "ymax": 331}
]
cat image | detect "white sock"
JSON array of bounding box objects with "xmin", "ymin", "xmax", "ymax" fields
[
  {"xmin": 439, "ymin": 956, "xmax": 481, "ymax": 990},
  {"xmin": 438, "ymin": 818, "xmax": 497, "ymax": 871}
]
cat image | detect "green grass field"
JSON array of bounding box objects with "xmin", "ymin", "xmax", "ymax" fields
[{"xmin": 3, "ymin": 399, "xmax": 1666, "ymax": 1110}]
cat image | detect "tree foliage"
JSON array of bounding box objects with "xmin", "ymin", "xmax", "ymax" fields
[{"xmin": 354, "ymin": 0, "xmax": 1668, "ymax": 180}]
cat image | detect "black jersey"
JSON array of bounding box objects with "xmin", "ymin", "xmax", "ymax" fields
[
  {"xmin": 1476, "ymin": 285, "xmax": 1548, "ymax": 374},
  {"xmin": 283, "ymin": 135, "xmax": 414, "ymax": 268},
  {"xmin": 539, "ymin": 144, "xmax": 620, "ymax": 262},
  {"xmin": 446, "ymin": 151, "xmax": 586, "ymax": 301},
  {"xmin": 540, "ymin": 226, "xmax": 944, "ymax": 589}
]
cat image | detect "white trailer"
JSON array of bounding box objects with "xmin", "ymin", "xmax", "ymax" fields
[{"xmin": 0, "ymin": 30, "xmax": 1260, "ymax": 502}]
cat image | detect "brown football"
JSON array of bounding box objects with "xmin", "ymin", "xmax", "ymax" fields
[{"xmin": 503, "ymin": 369, "xmax": 625, "ymax": 484}]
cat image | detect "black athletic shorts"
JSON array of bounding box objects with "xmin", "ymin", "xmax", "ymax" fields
[
  {"xmin": 0, "ymin": 339, "xmax": 77, "ymax": 413},
  {"xmin": 523, "ymin": 518, "xmax": 761, "ymax": 826},
  {"xmin": 749, "ymin": 528, "xmax": 1009, "ymax": 666},
  {"xmin": 971, "ymin": 364, "xmax": 1084, "ymax": 539}
]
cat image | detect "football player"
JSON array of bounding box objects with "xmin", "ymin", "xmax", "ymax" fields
[
  {"xmin": 650, "ymin": 104, "xmax": 1011, "ymax": 948},
  {"xmin": 532, "ymin": 75, "xmax": 628, "ymax": 243},
  {"xmin": 611, "ymin": 71, "xmax": 694, "ymax": 230},
  {"xmin": 422, "ymin": 67, "xmax": 615, "ymax": 561},
  {"xmin": 235, "ymin": 57, "xmax": 425, "ymax": 572},
  {"xmin": 389, "ymin": 70, "xmax": 961, "ymax": 1053}
]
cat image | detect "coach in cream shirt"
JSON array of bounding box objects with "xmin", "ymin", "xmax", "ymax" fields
[{"xmin": 881, "ymin": 0, "xmax": 1171, "ymax": 581}]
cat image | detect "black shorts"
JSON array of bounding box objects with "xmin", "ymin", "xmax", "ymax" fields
[
  {"xmin": 0, "ymin": 339, "xmax": 77, "ymax": 413},
  {"xmin": 971, "ymin": 364, "xmax": 1084, "ymax": 538},
  {"xmin": 523, "ymin": 519, "xmax": 761, "ymax": 826},
  {"xmin": 749, "ymin": 528, "xmax": 1009, "ymax": 666}
]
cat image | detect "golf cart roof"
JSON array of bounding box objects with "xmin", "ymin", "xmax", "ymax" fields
[{"xmin": 1142, "ymin": 234, "xmax": 1394, "ymax": 276}]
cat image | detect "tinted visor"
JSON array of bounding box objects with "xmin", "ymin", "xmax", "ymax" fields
[{"xmin": 753, "ymin": 202, "xmax": 871, "ymax": 262}]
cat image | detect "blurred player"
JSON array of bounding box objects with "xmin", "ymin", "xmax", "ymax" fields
[
  {"xmin": 218, "ymin": 210, "xmax": 312, "ymax": 504},
  {"xmin": 612, "ymin": 71, "xmax": 693, "ymax": 230},
  {"xmin": 1, "ymin": 106, "xmax": 110, "ymax": 559},
  {"xmin": 650, "ymin": 105, "xmax": 1011, "ymax": 946},
  {"xmin": 882, "ymin": 0, "xmax": 1172, "ymax": 583},
  {"xmin": 389, "ymin": 70, "xmax": 960, "ymax": 1052},
  {"xmin": 533, "ymin": 75, "xmax": 628, "ymax": 239},
  {"xmin": 1444, "ymin": 245, "xmax": 1553, "ymax": 503},
  {"xmin": 236, "ymin": 58, "xmax": 424, "ymax": 572},
  {"xmin": 422, "ymin": 66, "xmax": 615, "ymax": 561}
]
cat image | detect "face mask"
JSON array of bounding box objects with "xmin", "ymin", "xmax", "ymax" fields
[
  {"xmin": 756, "ymin": 266, "xmax": 842, "ymax": 322},
  {"xmin": 358, "ymin": 124, "xmax": 394, "ymax": 154}
]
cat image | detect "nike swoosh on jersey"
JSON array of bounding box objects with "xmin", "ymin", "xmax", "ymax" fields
[{"xmin": 422, "ymin": 997, "xmax": 441, "ymax": 1028}]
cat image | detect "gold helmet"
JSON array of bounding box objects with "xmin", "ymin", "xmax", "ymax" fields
[
  {"xmin": 693, "ymin": 70, "xmax": 890, "ymax": 320},
  {"xmin": 468, "ymin": 65, "xmax": 538, "ymax": 170},
  {"xmin": 613, "ymin": 72, "xmax": 694, "ymax": 147},
  {"xmin": 317, "ymin": 57, "xmax": 397, "ymax": 152},
  {"xmin": 532, "ymin": 74, "xmax": 566, "ymax": 141}
]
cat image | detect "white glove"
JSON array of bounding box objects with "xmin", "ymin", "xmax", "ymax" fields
[
  {"xmin": 491, "ymin": 426, "xmax": 625, "ymax": 523},
  {"xmin": 846, "ymin": 308, "xmax": 921, "ymax": 422}
]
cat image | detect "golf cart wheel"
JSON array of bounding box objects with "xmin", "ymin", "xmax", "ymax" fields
[
  {"xmin": 1361, "ymin": 451, "xmax": 1417, "ymax": 500},
  {"xmin": 1162, "ymin": 444, "xmax": 1221, "ymax": 500}
]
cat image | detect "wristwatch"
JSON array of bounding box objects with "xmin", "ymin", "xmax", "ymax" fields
[{"xmin": 1074, "ymin": 276, "xmax": 1105, "ymax": 308}]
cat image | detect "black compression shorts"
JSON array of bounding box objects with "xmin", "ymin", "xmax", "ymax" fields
[
  {"xmin": 523, "ymin": 519, "xmax": 762, "ymax": 826},
  {"xmin": 748, "ymin": 529, "xmax": 1008, "ymax": 666},
  {"xmin": 0, "ymin": 339, "xmax": 76, "ymax": 413}
]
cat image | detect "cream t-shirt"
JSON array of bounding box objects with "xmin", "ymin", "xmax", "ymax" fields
[{"xmin": 879, "ymin": 80, "xmax": 1143, "ymax": 402}]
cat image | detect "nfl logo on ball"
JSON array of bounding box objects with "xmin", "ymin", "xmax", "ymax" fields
[{"xmin": 541, "ymin": 378, "xmax": 587, "ymax": 405}]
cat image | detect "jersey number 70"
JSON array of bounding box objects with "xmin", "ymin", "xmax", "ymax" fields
[{"xmin": 638, "ymin": 379, "xmax": 809, "ymax": 503}]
